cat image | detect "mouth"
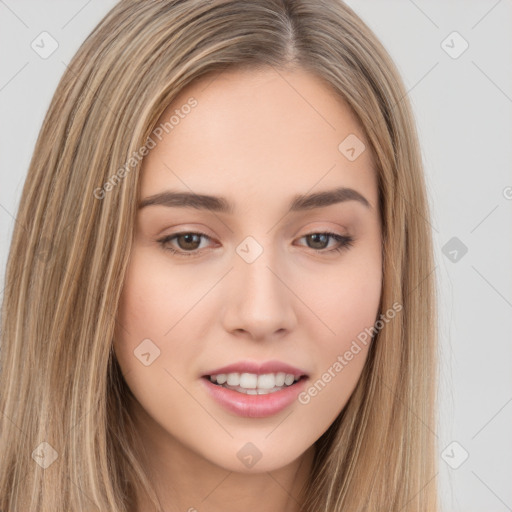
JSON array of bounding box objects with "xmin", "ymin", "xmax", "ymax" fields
[
  {"xmin": 202, "ymin": 372, "xmax": 309, "ymax": 396},
  {"xmin": 200, "ymin": 370, "xmax": 310, "ymax": 418}
]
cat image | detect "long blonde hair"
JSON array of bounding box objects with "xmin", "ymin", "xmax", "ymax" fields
[{"xmin": 0, "ymin": 0, "xmax": 438, "ymax": 510}]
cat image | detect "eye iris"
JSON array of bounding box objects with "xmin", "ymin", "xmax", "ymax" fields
[
  {"xmin": 308, "ymin": 233, "xmax": 329, "ymax": 250},
  {"xmin": 178, "ymin": 233, "xmax": 201, "ymax": 250}
]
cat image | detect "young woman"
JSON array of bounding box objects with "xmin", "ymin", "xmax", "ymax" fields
[{"xmin": 0, "ymin": 1, "xmax": 439, "ymax": 510}]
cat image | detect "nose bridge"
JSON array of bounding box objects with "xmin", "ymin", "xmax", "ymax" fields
[{"xmin": 221, "ymin": 235, "xmax": 296, "ymax": 338}]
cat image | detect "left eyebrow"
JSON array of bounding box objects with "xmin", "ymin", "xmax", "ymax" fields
[{"xmin": 138, "ymin": 186, "xmax": 372, "ymax": 213}]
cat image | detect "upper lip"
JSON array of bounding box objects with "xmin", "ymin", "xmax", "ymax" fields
[{"xmin": 202, "ymin": 360, "xmax": 309, "ymax": 379}]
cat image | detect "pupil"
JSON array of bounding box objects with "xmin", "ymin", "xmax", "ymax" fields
[
  {"xmin": 180, "ymin": 234, "xmax": 199, "ymax": 250},
  {"xmin": 309, "ymin": 233, "xmax": 327, "ymax": 249}
]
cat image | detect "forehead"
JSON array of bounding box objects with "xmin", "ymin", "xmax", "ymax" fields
[{"xmin": 140, "ymin": 66, "xmax": 378, "ymax": 212}]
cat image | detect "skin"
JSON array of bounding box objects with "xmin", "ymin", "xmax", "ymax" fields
[{"xmin": 113, "ymin": 66, "xmax": 382, "ymax": 512}]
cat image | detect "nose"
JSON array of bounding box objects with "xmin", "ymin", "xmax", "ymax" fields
[{"xmin": 220, "ymin": 247, "xmax": 297, "ymax": 341}]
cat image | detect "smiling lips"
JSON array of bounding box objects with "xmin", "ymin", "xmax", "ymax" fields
[
  {"xmin": 203, "ymin": 360, "xmax": 308, "ymax": 379},
  {"xmin": 202, "ymin": 359, "xmax": 308, "ymax": 394},
  {"xmin": 208, "ymin": 371, "xmax": 301, "ymax": 393},
  {"xmin": 201, "ymin": 360, "xmax": 309, "ymax": 417}
]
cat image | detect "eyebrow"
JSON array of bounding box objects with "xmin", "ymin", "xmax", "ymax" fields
[{"xmin": 138, "ymin": 186, "xmax": 372, "ymax": 213}]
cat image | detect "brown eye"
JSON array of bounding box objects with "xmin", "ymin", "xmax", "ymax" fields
[
  {"xmin": 175, "ymin": 233, "xmax": 202, "ymax": 251},
  {"xmin": 305, "ymin": 233, "xmax": 330, "ymax": 250},
  {"xmin": 157, "ymin": 231, "xmax": 212, "ymax": 257},
  {"xmin": 299, "ymin": 232, "xmax": 354, "ymax": 254}
]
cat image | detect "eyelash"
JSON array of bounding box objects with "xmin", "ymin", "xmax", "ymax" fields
[{"xmin": 156, "ymin": 230, "xmax": 354, "ymax": 258}]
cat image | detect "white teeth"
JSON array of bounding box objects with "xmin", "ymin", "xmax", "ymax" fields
[
  {"xmin": 284, "ymin": 374, "xmax": 295, "ymax": 386},
  {"xmin": 275, "ymin": 372, "xmax": 286, "ymax": 387},
  {"xmin": 226, "ymin": 373, "xmax": 240, "ymax": 386},
  {"xmin": 209, "ymin": 371, "xmax": 301, "ymax": 391},
  {"xmin": 240, "ymin": 373, "xmax": 258, "ymax": 388},
  {"xmin": 257, "ymin": 373, "xmax": 276, "ymax": 389},
  {"xmin": 215, "ymin": 373, "xmax": 227, "ymax": 384}
]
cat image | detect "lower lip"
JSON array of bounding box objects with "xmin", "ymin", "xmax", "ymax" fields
[{"xmin": 200, "ymin": 376, "xmax": 309, "ymax": 418}]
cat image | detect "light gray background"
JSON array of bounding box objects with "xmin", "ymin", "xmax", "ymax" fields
[{"xmin": 1, "ymin": 1, "xmax": 511, "ymax": 511}]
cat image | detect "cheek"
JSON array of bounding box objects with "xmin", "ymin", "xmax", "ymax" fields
[
  {"xmin": 293, "ymin": 247, "xmax": 381, "ymax": 424},
  {"xmin": 310, "ymin": 271, "xmax": 380, "ymax": 380},
  {"xmin": 113, "ymin": 254, "xmax": 194, "ymax": 422},
  {"xmin": 113, "ymin": 247, "xmax": 211, "ymax": 386},
  {"xmin": 113, "ymin": 250, "xmax": 172, "ymax": 370},
  {"xmin": 115, "ymin": 242, "xmax": 194, "ymax": 337},
  {"xmin": 302, "ymin": 249, "xmax": 382, "ymax": 350}
]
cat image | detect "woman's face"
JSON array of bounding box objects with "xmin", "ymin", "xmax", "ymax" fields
[{"xmin": 114, "ymin": 67, "xmax": 382, "ymax": 475}]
